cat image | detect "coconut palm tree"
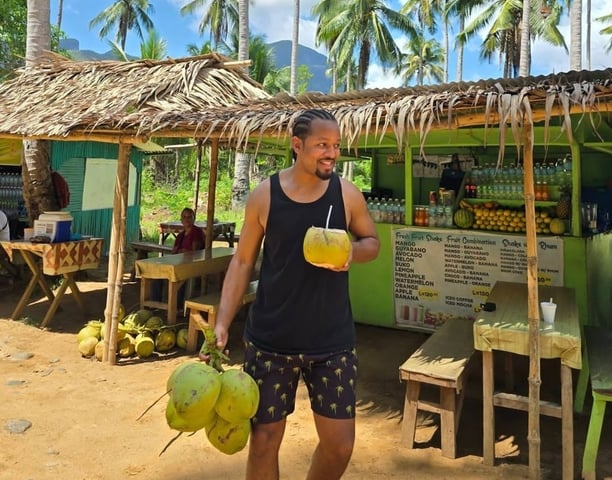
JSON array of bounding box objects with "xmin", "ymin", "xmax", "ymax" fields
[
  {"xmin": 23, "ymin": 0, "xmax": 59, "ymax": 221},
  {"xmin": 89, "ymin": 0, "xmax": 154, "ymax": 51},
  {"xmin": 518, "ymin": 0, "xmax": 531, "ymax": 76},
  {"xmin": 569, "ymin": 0, "xmax": 582, "ymax": 70},
  {"xmin": 401, "ymin": 0, "xmax": 450, "ymax": 82},
  {"xmin": 398, "ymin": 34, "xmax": 445, "ymax": 86},
  {"xmin": 456, "ymin": 0, "xmax": 566, "ymax": 78},
  {"xmin": 290, "ymin": 0, "xmax": 300, "ymax": 95},
  {"xmin": 221, "ymin": 32, "xmax": 276, "ymax": 84},
  {"xmin": 313, "ymin": 0, "xmax": 418, "ymax": 89},
  {"xmin": 596, "ymin": 12, "xmax": 612, "ymax": 52},
  {"xmin": 186, "ymin": 41, "xmax": 214, "ymax": 57},
  {"xmin": 179, "ymin": 0, "xmax": 238, "ymax": 48}
]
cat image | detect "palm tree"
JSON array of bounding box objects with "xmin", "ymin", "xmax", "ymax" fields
[
  {"xmin": 569, "ymin": 0, "xmax": 582, "ymax": 70},
  {"xmin": 89, "ymin": 0, "xmax": 154, "ymax": 51},
  {"xmin": 232, "ymin": 0, "xmax": 251, "ymax": 210},
  {"xmin": 518, "ymin": 0, "xmax": 531, "ymax": 76},
  {"xmin": 596, "ymin": 12, "xmax": 612, "ymax": 52},
  {"xmin": 456, "ymin": 0, "xmax": 566, "ymax": 78},
  {"xmin": 179, "ymin": 0, "xmax": 238, "ymax": 48},
  {"xmin": 139, "ymin": 29, "xmax": 167, "ymax": 60},
  {"xmin": 401, "ymin": 0, "xmax": 450, "ymax": 82},
  {"xmin": 313, "ymin": 0, "xmax": 418, "ymax": 89},
  {"xmin": 186, "ymin": 41, "xmax": 214, "ymax": 57},
  {"xmin": 290, "ymin": 0, "xmax": 300, "ymax": 95},
  {"xmin": 398, "ymin": 34, "xmax": 445, "ymax": 85},
  {"xmin": 23, "ymin": 0, "xmax": 59, "ymax": 221},
  {"xmin": 446, "ymin": 0, "xmax": 488, "ymax": 82},
  {"xmin": 222, "ymin": 32, "xmax": 276, "ymax": 84}
]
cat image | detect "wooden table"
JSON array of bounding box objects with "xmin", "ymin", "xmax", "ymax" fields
[
  {"xmin": 158, "ymin": 221, "xmax": 236, "ymax": 247},
  {"xmin": 0, "ymin": 238, "xmax": 104, "ymax": 328},
  {"xmin": 473, "ymin": 281, "xmax": 581, "ymax": 480},
  {"xmin": 129, "ymin": 241, "xmax": 173, "ymax": 281},
  {"xmin": 135, "ymin": 247, "xmax": 235, "ymax": 324}
]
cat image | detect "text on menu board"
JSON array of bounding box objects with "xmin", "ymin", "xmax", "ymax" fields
[{"xmin": 393, "ymin": 228, "xmax": 564, "ymax": 331}]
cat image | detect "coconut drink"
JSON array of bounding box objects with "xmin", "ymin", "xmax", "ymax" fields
[{"xmin": 303, "ymin": 205, "xmax": 351, "ymax": 269}]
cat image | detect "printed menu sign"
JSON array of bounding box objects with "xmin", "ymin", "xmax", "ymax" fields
[{"xmin": 393, "ymin": 228, "xmax": 564, "ymax": 331}]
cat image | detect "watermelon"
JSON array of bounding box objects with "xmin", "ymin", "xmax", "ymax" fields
[{"xmin": 453, "ymin": 208, "xmax": 475, "ymax": 229}]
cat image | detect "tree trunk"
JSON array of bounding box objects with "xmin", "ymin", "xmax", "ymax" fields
[
  {"xmin": 442, "ymin": 0, "xmax": 449, "ymax": 84},
  {"xmin": 586, "ymin": 0, "xmax": 591, "ymax": 70},
  {"xmin": 232, "ymin": 0, "xmax": 251, "ymax": 210},
  {"xmin": 23, "ymin": 0, "xmax": 58, "ymax": 223},
  {"xmin": 456, "ymin": 16, "xmax": 464, "ymax": 82},
  {"xmin": 570, "ymin": 0, "xmax": 582, "ymax": 71},
  {"xmin": 57, "ymin": 0, "xmax": 63, "ymax": 28},
  {"xmin": 231, "ymin": 151, "xmax": 251, "ymax": 211},
  {"xmin": 518, "ymin": 0, "xmax": 531, "ymax": 77},
  {"xmin": 290, "ymin": 0, "xmax": 300, "ymax": 95}
]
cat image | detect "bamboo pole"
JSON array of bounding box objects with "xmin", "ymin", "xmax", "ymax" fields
[
  {"xmin": 193, "ymin": 140, "xmax": 203, "ymax": 215},
  {"xmin": 204, "ymin": 138, "xmax": 219, "ymax": 259},
  {"xmin": 523, "ymin": 114, "xmax": 542, "ymax": 480},
  {"xmin": 102, "ymin": 142, "xmax": 131, "ymax": 364}
]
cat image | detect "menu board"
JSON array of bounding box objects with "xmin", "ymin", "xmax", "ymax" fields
[{"xmin": 393, "ymin": 228, "xmax": 564, "ymax": 331}]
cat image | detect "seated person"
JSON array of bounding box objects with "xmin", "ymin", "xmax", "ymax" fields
[
  {"xmin": 171, "ymin": 207, "xmax": 205, "ymax": 253},
  {"xmin": 152, "ymin": 208, "xmax": 205, "ymax": 310}
]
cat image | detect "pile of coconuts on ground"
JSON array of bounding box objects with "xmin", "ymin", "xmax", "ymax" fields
[{"xmin": 76, "ymin": 308, "xmax": 189, "ymax": 361}]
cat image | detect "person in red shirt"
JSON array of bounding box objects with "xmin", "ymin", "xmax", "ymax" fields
[
  {"xmin": 172, "ymin": 207, "xmax": 205, "ymax": 253},
  {"xmin": 151, "ymin": 207, "xmax": 205, "ymax": 311}
]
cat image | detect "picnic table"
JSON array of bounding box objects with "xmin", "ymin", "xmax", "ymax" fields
[
  {"xmin": 158, "ymin": 220, "xmax": 235, "ymax": 247},
  {"xmin": 473, "ymin": 281, "xmax": 581, "ymax": 480},
  {"xmin": 0, "ymin": 238, "xmax": 104, "ymax": 328},
  {"xmin": 135, "ymin": 246, "xmax": 235, "ymax": 324}
]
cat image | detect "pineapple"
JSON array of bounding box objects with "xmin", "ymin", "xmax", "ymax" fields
[{"xmin": 556, "ymin": 187, "xmax": 571, "ymax": 220}]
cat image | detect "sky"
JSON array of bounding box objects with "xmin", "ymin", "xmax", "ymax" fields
[{"xmin": 50, "ymin": 0, "xmax": 611, "ymax": 89}]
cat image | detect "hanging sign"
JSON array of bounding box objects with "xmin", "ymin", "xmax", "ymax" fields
[{"xmin": 393, "ymin": 227, "xmax": 564, "ymax": 331}]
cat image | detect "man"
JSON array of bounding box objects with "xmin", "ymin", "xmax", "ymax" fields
[{"xmin": 208, "ymin": 109, "xmax": 380, "ymax": 479}]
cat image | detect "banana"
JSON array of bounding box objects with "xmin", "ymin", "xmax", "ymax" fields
[{"xmin": 459, "ymin": 199, "xmax": 473, "ymax": 211}]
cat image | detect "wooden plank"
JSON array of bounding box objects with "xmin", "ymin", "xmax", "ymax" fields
[
  {"xmin": 399, "ymin": 318, "xmax": 474, "ymax": 384},
  {"xmin": 493, "ymin": 392, "xmax": 562, "ymax": 418}
]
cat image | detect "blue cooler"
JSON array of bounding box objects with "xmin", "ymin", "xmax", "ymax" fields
[{"xmin": 34, "ymin": 212, "xmax": 73, "ymax": 242}]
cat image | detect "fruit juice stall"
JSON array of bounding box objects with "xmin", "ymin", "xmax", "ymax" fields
[{"xmin": 347, "ymin": 111, "xmax": 612, "ymax": 333}]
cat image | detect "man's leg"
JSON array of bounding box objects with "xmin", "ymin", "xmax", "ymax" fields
[
  {"xmin": 307, "ymin": 414, "xmax": 355, "ymax": 480},
  {"xmin": 246, "ymin": 419, "xmax": 286, "ymax": 480}
]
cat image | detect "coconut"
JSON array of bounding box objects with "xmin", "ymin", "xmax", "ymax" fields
[
  {"xmin": 77, "ymin": 324, "xmax": 100, "ymax": 343},
  {"xmin": 155, "ymin": 329, "xmax": 176, "ymax": 352},
  {"xmin": 145, "ymin": 316, "xmax": 163, "ymax": 330},
  {"xmin": 206, "ymin": 416, "xmax": 251, "ymax": 455},
  {"xmin": 165, "ymin": 398, "xmax": 217, "ymax": 433},
  {"xmin": 303, "ymin": 226, "xmax": 351, "ymax": 269},
  {"xmin": 94, "ymin": 340, "xmax": 105, "ymax": 361},
  {"xmin": 78, "ymin": 337, "xmax": 99, "ymax": 357},
  {"xmin": 175, "ymin": 328, "xmax": 189, "ymax": 349},
  {"xmin": 135, "ymin": 334, "xmax": 155, "ymax": 358},
  {"xmin": 215, "ymin": 369, "xmax": 260, "ymax": 423},
  {"xmin": 118, "ymin": 334, "xmax": 136, "ymax": 358},
  {"xmin": 171, "ymin": 363, "xmax": 221, "ymax": 424}
]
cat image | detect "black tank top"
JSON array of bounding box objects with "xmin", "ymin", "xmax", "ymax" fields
[{"xmin": 246, "ymin": 172, "xmax": 354, "ymax": 355}]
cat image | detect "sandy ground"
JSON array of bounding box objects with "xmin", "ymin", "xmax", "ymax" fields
[{"xmin": 1, "ymin": 258, "xmax": 611, "ymax": 480}]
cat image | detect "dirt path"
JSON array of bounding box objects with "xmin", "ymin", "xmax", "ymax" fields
[{"xmin": 0, "ymin": 265, "xmax": 610, "ymax": 480}]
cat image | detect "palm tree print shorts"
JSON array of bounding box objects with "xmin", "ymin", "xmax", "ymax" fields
[{"xmin": 243, "ymin": 341, "xmax": 358, "ymax": 424}]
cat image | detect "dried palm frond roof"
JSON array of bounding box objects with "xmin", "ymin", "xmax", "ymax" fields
[
  {"xmin": 0, "ymin": 51, "xmax": 270, "ymax": 139},
  {"xmin": 0, "ymin": 51, "xmax": 610, "ymax": 160},
  {"xmin": 198, "ymin": 68, "xmax": 612, "ymax": 160}
]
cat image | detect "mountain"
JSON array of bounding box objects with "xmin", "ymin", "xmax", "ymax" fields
[
  {"xmin": 59, "ymin": 38, "xmax": 333, "ymax": 93},
  {"xmin": 266, "ymin": 40, "xmax": 332, "ymax": 94}
]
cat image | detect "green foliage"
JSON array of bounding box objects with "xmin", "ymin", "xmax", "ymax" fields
[{"xmin": 0, "ymin": 1, "xmax": 66, "ymax": 81}]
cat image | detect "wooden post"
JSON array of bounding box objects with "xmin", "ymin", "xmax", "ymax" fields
[
  {"xmin": 193, "ymin": 140, "xmax": 203, "ymax": 216},
  {"xmin": 204, "ymin": 139, "xmax": 219, "ymax": 259},
  {"xmin": 523, "ymin": 114, "xmax": 541, "ymax": 480},
  {"xmin": 102, "ymin": 142, "xmax": 131, "ymax": 364}
]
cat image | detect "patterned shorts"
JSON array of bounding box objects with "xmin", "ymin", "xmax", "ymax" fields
[{"xmin": 243, "ymin": 341, "xmax": 358, "ymax": 425}]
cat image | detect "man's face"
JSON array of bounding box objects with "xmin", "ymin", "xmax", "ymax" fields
[{"xmin": 293, "ymin": 119, "xmax": 341, "ymax": 180}]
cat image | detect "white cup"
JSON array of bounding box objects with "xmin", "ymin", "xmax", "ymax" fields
[{"xmin": 540, "ymin": 301, "xmax": 557, "ymax": 324}]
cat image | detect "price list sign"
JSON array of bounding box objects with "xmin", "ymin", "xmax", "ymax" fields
[{"xmin": 393, "ymin": 228, "xmax": 564, "ymax": 331}]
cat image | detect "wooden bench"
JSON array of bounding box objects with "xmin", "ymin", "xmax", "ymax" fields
[
  {"xmin": 398, "ymin": 318, "xmax": 475, "ymax": 459},
  {"xmin": 581, "ymin": 325, "xmax": 612, "ymax": 480},
  {"xmin": 129, "ymin": 241, "xmax": 173, "ymax": 280},
  {"xmin": 184, "ymin": 280, "xmax": 259, "ymax": 354}
]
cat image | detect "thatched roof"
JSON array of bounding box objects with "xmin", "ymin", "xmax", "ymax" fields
[
  {"xmin": 0, "ymin": 51, "xmax": 270, "ymax": 140},
  {"xmin": 0, "ymin": 52, "xmax": 610, "ymax": 157}
]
